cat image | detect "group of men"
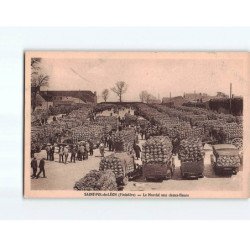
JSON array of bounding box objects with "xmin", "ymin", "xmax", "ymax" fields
[
  {"xmin": 45, "ymin": 144, "xmax": 55, "ymax": 161},
  {"xmin": 57, "ymin": 140, "xmax": 94, "ymax": 164},
  {"xmin": 30, "ymin": 157, "xmax": 46, "ymax": 179}
]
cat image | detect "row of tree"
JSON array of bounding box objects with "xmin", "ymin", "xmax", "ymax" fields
[
  {"xmin": 101, "ymin": 84, "xmax": 157, "ymax": 103},
  {"xmin": 139, "ymin": 90, "xmax": 157, "ymax": 103},
  {"xmin": 101, "ymin": 81, "xmax": 128, "ymax": 103}
]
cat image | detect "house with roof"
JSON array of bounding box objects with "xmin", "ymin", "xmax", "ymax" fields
[
  {"xmin": 39, "ymin": 90, "xmax": 97, "ymax": 105},
  {"xmin": 162, "ymin": 96, "xmax": 186, "ymax": 107},
  {"xmin": 34, "ymin": 94, "xmax": 53, "ymax": 111}
]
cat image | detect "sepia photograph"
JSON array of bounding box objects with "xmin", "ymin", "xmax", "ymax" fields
[{"xmin": 24, "ymin": 52, "xmax": 249, "ymax": 198}]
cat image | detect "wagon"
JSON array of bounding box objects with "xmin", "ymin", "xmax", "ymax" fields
[
  {"xmin": 180, "ymin": 159, "xmax": 204, "ymax": 179},
  {"xmin": 142, "ymin": 157, "xmax": 175, "ymax": 181},
  {"xmin": 100, "ymin": 152, "xmax": 140, "ymax": 187},
  {"xmin": 211, "ymin": 144, "xmax": 241, "ymax": 176}
]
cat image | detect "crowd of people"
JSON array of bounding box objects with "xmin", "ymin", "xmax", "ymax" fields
[{"xmin": 30, "ymin": 124, "xmax": 145, "ymax": 180}]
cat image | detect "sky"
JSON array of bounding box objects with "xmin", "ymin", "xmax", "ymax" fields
[{"xmin": 39, "ymin": 55, "xmax": 246, "ymax": 102}]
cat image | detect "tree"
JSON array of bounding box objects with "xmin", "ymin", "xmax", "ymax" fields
[
  {"xmin": 111, "ymin": 81, "xmax": 128, "ymax": 102},
  {"xmin": 31, "ymin": 58, "xmax": 41, "ymax": 71},
  {"xmin": 147, "ymin": 94, "xmax": 157, "ymax": 103},
  {"xmin": 102, "ymin": 89, "xmax": 109, "ymax": 102},
  {"xmin": 139, "ymin": 91, "xmax": 147, "ymax": 102},
  {"xmin": 31, "ymin": 58, "xmax": 50, "ymax": 112},
  {"xmin": 139, "ymin": 90, "xmax": 156, "ymax": 103}
]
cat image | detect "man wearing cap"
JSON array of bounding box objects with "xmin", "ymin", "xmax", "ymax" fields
[
  {"xmin": 31, "ymin": 157, "xmax": 38, "ymax": 179},
  {"xmin": 36, "ymin": 158, "xmax": 46, "ymax": 179}
]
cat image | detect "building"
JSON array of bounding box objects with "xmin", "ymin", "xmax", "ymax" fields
[
  {"xmin": 96, "ymin": 106, "xmax": 135, "ymax": 118},
  {"xmin": 162, "ymin": 96, "xmax": 186, "ymax": 107},
  {"xmin": 184, "ymin": 92, "xmax": 209, "ymax": 102},
  {"xmin": 34, "ymin": 94, "xmax": 53, "ymax": 111},
  {"xmin": 52, "ymin": 96, "xmax": 86, "ymax": 107},
  {"xmin": 39, "ymin": 90, "xmax": 97, "ymax": 105},
  {"xmin": 147, "ymin": 99, "xmax": 161, "ymax": 104}
]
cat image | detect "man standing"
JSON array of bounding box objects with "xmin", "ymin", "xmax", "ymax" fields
[
  {"xmin": 59, "ymin": 146, "xmax": 64, "ymax": 163},
  {"xmin": 50, "ymin": 144, "xmax": 55, "ymax": 161},
  {"xmin": 31, "ymin": 157, "xmax": 38, "ymax": 179},
  {"xmin": 31, "ymin": 143, "xmax": 36, "ymax": 158},
  {"xmin": 107, "ymin": 135, "xmax": 113, "ymax": 151},
  {"xmin": 45, "ymin": 144, "xmax": 51, "ymax": 160},
  {"xmin": 85, "ymin": 141, "xmax": 90, "ymax": 159},
  {"xmin": 70, "ymin": 146, "xmax": 76, "ymax": 163},
  {"xmin": 89, "ymin": 140, "xmax": 94, "ymax": 156},
  {"xmin": 133, "ymin": 144, "xmax": 141, "ymax": 160},
  {"xmin": 172, "ymin": 132, "xmax": 180, "ymax": 156},
  {"xmin": 36, "ymin": 158, "xmax": 46, "ymax": 179},
  {"xmin": 63, "ymin": 146, "xmax": 69, "ymax": 164},
  {"xmin": 80, "ymin": 144, "xmax": 85, "ymax": 160},
  {"xmin": 99, "ymin": 142, "xmax": 105, "ymax": 157}
]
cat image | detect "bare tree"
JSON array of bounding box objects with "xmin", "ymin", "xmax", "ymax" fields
[
  {"xmin": 31, "ymin": 58, "xmax": 50, "ymax": 111},
  {"xmin": 147, "ymin": 94, "xmax": 157, "ymax": 103},
  {"xmin": 111, "ymin": 81, "xmax": 128, "ymax": 102},
  {"xmin": 139, "ymin": 90, "xmax": 149, "ymax": 103},
  {"xmin": 31, "ymin": 58, "xmax": 41, "ymax": 69},
  {"xmin": 31, "ymin": 58, "xmax": 41, "ymax": 76},
  {"xmin": 102, "ymin": 89, "xmax": 109, "ymax": 102},
  {"xmin": 139, "ymin": 91, "xmax": 145, "ymax": 102},
  {"xmin": 139, "ymin": 90, "xmax": 156, "ymax": 103}
]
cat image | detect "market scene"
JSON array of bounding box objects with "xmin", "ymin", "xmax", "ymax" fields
[{"xmin": 30, "ymin": 57, "xmax": 244, "ymax": 192}]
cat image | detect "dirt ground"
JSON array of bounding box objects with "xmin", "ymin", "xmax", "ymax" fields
[{"xmin": 31, "ymin": 137, "xmax": 243, "ymax": 192}]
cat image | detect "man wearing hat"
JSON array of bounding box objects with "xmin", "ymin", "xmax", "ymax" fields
[
  {"xmin": 59, "ymin": 146, "xmax": 64, "ymax": 163},
  {"xmin": 45, "ymin": 143, "xmax": 51, "ymax": 160},
  {"xmin": 50, "ymin": 143, "xmax": 55, "ymax": 161},
  {"xmin": 70, "ymin": 145, "xmax": 76, "ymax": 163},
  {"xmin": 31, "ymin": 157, "xmax": 38, "ymax": 179},
  {"xmin": 99, "ymin": 142, "xmax": 105, "ymax": 157},
  {"xmin": 63, "ymin": 145, "xmax": 69, "ymax": 164},
  {"xmin": 36, "ymin": 158, "xmax": 46, "ymax": 179}
]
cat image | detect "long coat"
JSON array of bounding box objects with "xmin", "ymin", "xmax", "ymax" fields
[
  {"xmin": 134, "ymin": 145, "xmax": 141, "ymax": 159},
  {"xmin": 31, "ymin": 159, "xmax": 38, "ymax": 169}
]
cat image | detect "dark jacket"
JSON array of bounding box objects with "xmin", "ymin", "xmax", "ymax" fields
[
  {"xmin": 50, "ymin": 146, "xmax": 55, "ymax": 154},
  {"xmin": 39, "ymin": 159, "xmax": 45, "ymax": 169},
  {"xmin": 71, "ymin": 148, "xmax": 76, "ymax": 155},
  {"xmin": 89, "ymin": 141, "xmax": 94, "ymax": 149},
  {"xmin": 134, "ymin": 145, "xmax": 141, "ymax": 158},
  {"xmin": 31, "ymin": 159, "xmax": 38, "ymax": 169}
]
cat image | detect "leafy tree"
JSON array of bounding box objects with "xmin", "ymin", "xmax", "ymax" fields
[{"xmin": 111, "ymin": 81, "xmax": 128, "ymax": 102}]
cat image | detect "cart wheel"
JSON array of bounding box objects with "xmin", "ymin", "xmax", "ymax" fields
[{"xmin": 231, "ymin": 138, "xmax": 243, "ymax": 151}]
